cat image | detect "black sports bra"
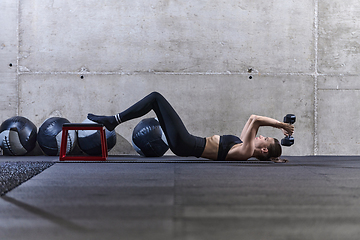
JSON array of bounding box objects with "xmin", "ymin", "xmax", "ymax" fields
[{"xmin": 217, "ymin": 135, "xmax": 243, "ymax": 160}]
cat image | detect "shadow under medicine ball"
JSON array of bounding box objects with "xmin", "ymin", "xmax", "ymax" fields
[
  {"xmin": 132, "ymin": 118, "xmax": 169, "ymax": 157},
  {"xmin": 77, "ymin": 119, "xmax": 117, "ymax": 156},
  {"xmin": 37, "ymin": 117, "xmax": 77, "ymax": 156},
  {"xmin": 0, "ymin": 116, "xmax": 37, "ymax": 156}
]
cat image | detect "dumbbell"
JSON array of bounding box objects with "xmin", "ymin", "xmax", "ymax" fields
[{"xmin": 281, "ymin": 114, "xmax": 296, "ymax": 147}]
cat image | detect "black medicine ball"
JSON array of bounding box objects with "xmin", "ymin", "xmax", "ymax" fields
[
  {"xmin": 132, "ymin": 118, "xmax": 169, "ymax": 157},
  {"xmin": 37, "ymin": 117, "xmax": 77, "ymax": 156},
  {"xmin": 77, "ymin": 119, "xmax": 117, "ymax": 156},
  {"xmin": 0, "ymin": 116, "xmax": 37, "ymax": 155}
]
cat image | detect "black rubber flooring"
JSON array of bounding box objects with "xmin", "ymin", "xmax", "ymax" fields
[{"xmin": 1, "ymin": 155, "xmax": 360, "ymax": 240}]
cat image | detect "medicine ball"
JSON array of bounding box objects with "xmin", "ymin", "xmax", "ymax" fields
[
  {"xmin": 37, "ymin": 117, "xmax": 77, "ymax": 156},
  {"xmin": 0, "ymin": 116, "xmax": 37, "ymax": 155},
  {"xmin": 77, "ymin": 119, "xmax": 117, "ymax": 155},
  {"xmin": 132, "ymin": 118, "xmax": 169, "ymax": 157}
]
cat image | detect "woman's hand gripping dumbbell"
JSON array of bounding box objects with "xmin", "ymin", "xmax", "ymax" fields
[{"xmin": 281, "ymin": 114, "xmax": 296, "ymax": 147}]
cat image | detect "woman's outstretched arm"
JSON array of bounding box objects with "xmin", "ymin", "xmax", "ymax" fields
[
  {"xmin": 230, "ymin": 115, "xmax": 294, "ymax": 160},
  {"xmin": 240, "ymin": 115, "xmax": 294, "ymax": 140}
]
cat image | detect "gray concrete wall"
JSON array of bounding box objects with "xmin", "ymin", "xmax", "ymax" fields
[{"xmin": 0, "ymin": 0, "xmax": 359, "ymax": 156}]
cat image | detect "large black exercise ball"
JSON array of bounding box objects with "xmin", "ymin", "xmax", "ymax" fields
[
  {"xmin": 77, "ymin": 119, "xmax": 117, "ymax": 155},
  {"xmin": 0, "ymin": 116, "xmax": 37, "ymax": 155},
  {"xmin": 132, "ymin": 118, "xmax": 169, "ymax": 157},
  {"xmin": 37, "ymin": 117, "xmax": 77, "ymax": 156}
]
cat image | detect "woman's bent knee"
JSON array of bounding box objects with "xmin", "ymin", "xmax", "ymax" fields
[{"xmin": 150, "ymin": 91, "xmax": 163, "ymax": 99}]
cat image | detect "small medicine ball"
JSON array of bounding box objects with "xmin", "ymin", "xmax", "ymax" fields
[
  {"xmin": 0, "ymin": 116, "xmax": 37, "ymax": 156},
  {"xmin": 37, "ymin": 117, "xmax": 77, "ymax": 156},
  {"xmin": 77, "ymin": 119, "xmax": 117, "ymax": 155},
  {"xmin": 132, "ymin": 118, "xmax": 169, "ymax": 157}
]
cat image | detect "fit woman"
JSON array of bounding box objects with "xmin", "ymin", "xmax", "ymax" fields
[{"xmin": 88, "ymin": 92, "xmax": 294, "ymax": 162}]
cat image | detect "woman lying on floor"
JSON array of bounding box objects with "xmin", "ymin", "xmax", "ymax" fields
[{"xmin": 88, "ymin": 92, "xmax": 294, "ymax": 163}]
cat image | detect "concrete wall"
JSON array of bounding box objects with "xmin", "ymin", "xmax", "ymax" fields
[{"xmin": 0, "ymin": 0, "xmax": 359, "ymax": 156}]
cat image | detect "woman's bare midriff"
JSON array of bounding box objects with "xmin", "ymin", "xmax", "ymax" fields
[
  {"xmin": 201, "ymin": 135, "xmax": 243, "ymax": 161},
  {"xmin": 201, "ymin": 135, "xmax": 220, "ymax": 160}
]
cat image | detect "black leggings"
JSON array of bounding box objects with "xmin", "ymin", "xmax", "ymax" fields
[{"xmin": 119, "ymin": 92, "xmax": 206, "ymax": 157}]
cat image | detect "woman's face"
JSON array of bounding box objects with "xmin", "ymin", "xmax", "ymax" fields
[{"xmin": 255, "ymin": 135, "xmax": 274, "ymax": 149}]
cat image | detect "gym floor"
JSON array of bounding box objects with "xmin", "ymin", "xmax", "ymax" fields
[{"xmin": 1, "ymin": 155, "xmax": 360, "ymax": 240}]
